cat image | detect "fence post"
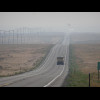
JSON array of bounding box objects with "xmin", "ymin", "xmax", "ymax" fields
[{"xmin": 89, "ymin": 73, "xmax": 90, "ymax": 87}]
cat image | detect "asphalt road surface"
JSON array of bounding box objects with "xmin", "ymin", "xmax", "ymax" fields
[{"xmin": 0, "ymin": 36, "xmax": 69, "ymax": 87}]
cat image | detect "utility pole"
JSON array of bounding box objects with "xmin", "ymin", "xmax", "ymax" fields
[
  {"xmin": 17, "ymin": 30, "xmax": 19, "ymax": 45},
  {"xmin": 21, "ymin": 32, "xmax": 22, "ymax": 44},
  {"xmin": 2, "ymin": 33, "xmax": 3, "ymax": 44},
  {"xmin": 4, "ymin": 30, "xmax": 10, "ymax": 44},
  {"xmin": 0, "ymin": 30, "xmax": 3, "ymax": 44},
  {"xmin": 0, "ymin": 31, "xmax": 1, "ymax": 44},
  {"xmin": 13, "ymin": 30, "xmax": 14, "ymax": 44},
  {"xmin": 8, "ymin": 31, "xmax": 10, "ymax": 44},
  {"xmin": 3, "ymin": 31, "xmax": 6, "ymax": 44},
  {"xmin": 23, "ymin": 27, "xmax": 25, "ymax": 44},
  {"xmin": 10, "ymin": 30, "xmax": 14, "ymax": 44}
]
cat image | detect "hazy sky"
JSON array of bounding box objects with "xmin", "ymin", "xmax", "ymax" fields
[{"xmin": 0, "ymin": 12, "xmax": 100, "ymax": 32}]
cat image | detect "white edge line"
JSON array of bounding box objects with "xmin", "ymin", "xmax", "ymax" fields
[
  {"xmin": 0, "ymin": 44, "xmax": 57, "ymax": 87},
  {"xmin": 43, "ymin": 41, "xmax": 68, "ymax": 87}
]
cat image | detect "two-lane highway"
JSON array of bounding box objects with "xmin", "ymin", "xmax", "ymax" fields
[{"xmin": 0, "ymin": 35, "xmax": 69, "ymax": 87}]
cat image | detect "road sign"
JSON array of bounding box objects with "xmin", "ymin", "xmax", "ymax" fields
[
  {"xmin": 97, "ymin": 62, "xmax": 100, "ymax": 80},
  {"xmin": 98, "ymin": 62, "xmax": 100, "ymax": 70}
]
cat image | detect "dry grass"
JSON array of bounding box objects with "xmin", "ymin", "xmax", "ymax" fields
[
  {"xmin": 0, "ymin": 44, "xmax": 52, "ymax": 77},
  {"xmin": 73, "ymin": 44, "xmax": 100, "ymax": 87}
]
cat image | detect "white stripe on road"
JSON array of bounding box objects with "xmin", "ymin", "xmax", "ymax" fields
[
  {"xmin": 44, "ymin": 41, "xmax": 68, "ymax": 87},
  {"xmin": 0, "ymin": 44, "xmax": 58, "ymax": 87},
  {"xmin": 43, "ymin": 64, "xmax": 65, "ymax": 87}
]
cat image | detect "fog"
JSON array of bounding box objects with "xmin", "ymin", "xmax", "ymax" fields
[
  {"xmin": 0, "ymin": 12, "xmax": 100, "ymax": 44},
  {"xmin": 0, "ymin": 12, "xmax": 100, "ymax": 33},
  {"xmin": 0, "ymin": 12, "xmax": 100, "ymax": 86}
]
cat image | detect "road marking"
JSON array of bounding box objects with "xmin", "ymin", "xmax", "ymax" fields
[
  {"xmin": 0, "ymin": 40, "xmax": 68, "ymax": 87},
  {"xmin": 0, "ymin": 45, "xmax": 57, "ymax": 87},
  {"xmin": 44, "ymin": 41, "xmax": 68, "ymax": 87},
  {"xmin": 0, "ymin": 48, "xmax": 57, "ymax": 87},
  {"xmin": 0, "ymin": 82, "xmax": 12, "ymax": 87},
  {"xmin": 44, "ymin": 64, "xmax": 65, "ymax": 87},
  {"xmin": 34, "ymin": 45, "xmax": 57, "ymax": 72}
]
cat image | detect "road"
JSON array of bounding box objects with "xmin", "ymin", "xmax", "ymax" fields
[{"xmin": 0, "ymin": 36, "xmax": 69, "ymax": 87}]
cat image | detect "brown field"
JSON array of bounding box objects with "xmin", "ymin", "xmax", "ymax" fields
[
  {"xmin": 73, "ymin": 44, "xmax": 100, "ymax": 87},
  {"xmin": 0, "ymin": 44, "xmax": 52, "ymax": 76}
]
